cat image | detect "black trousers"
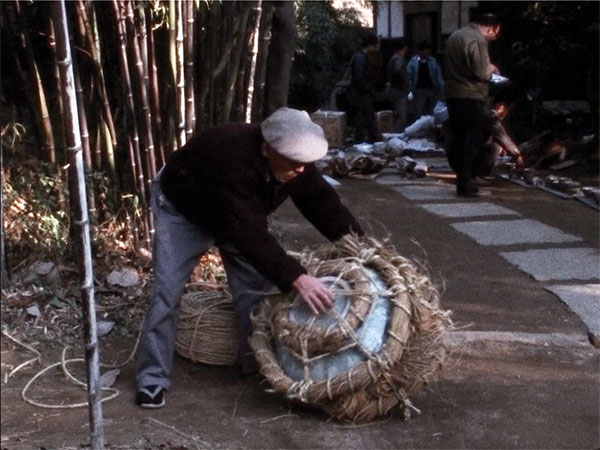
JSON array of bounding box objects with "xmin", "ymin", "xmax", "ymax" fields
[
  {"xmin": 349, "ymin": 89, "xmax": 381, "ymax": 143},
  {"xmin": 445, "ymin": 98, "xmax": 490, "ymax": 188}
]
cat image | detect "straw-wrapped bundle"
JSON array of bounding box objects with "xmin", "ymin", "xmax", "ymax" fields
[
  {"xmin": 249, "ymin": 235, "xmax": 451, "ymax": 423},
  {"xmin": 175, "ymin": 290, "xmax": 238, "ymax": 366}
]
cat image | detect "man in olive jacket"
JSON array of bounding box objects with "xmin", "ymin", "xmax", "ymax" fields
[
  {"xmin": 444, "ymin": 13, "xmax": 502, "ymax": 196},
  {"xmin": 135, "ymin": 107, "xmax": 363, "ymax": 408}
]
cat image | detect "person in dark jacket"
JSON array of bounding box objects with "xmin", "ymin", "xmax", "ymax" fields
[
  {"xmin": 406, "ymin": 41, "xmax": 444, "ymax": 118},
  {"xmin": 385, "ymin": 39, "xmax": 410, "ymax": 131},
  {"xmin": 135, "ymin": 107, "xmax": 363, "ymax": 408},
  {"xmin": 348, "ymin": 32, "xmax": 383, "ymax": 143},
  {"xmin": 444, "ymin": 13, "xmax": 502, "ymax": 196}
]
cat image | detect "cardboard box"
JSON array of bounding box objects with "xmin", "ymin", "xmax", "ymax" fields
[
  {"xmin": 376, "ymin": 110, "xmax": 394, "ymax": 134},
  {"xmin": 310, "ymin": 111, "xmax": 347, "ymax": 148}
]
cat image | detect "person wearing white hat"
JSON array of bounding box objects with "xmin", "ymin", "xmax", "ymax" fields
[{"xmin": 135, "ymin": 107, "xmax": 363, "ymax": 408}]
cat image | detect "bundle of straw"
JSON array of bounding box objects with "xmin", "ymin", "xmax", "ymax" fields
[
  {"xmin": 249, "ymin": 235, "xmax": 451, "ymax": 423},
  {"xmin": 175, "ymin": 290, "xmax": 238, "ymax": 366}
]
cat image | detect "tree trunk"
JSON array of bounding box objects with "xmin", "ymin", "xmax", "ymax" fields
[
  {"xmin": 50, "ymin": 2, "xmax": 104, "ymax": 449},
  {"xmin": 265, "ymin": 1, "xmax": 297, "ymax": 114}
]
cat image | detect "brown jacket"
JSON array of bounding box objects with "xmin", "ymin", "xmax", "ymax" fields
[
  {"xmin": 160, "ymin": 123, "xmax": 362, "ymax": 292},
  {"xmin": 444, "ymin": 24, "xmax": 492, "ymax": 100}
]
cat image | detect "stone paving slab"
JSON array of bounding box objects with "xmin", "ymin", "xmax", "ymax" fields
[
  {"xmin": 377, "ymin": 177, "xmax": 436, "ymax": 186},
  {"xmin": 451, "ymin": 219, "xmax": 582, "ymax": 246},
  {"xmin": 420, "ymin": 202, "xmax": 519, "ymax": 218},
  {"xmin": 447, "ymin": 330, "xmax": 591, "ymax": 348},
  {"xmin": 392, "ymin": 183, "xmax": 457, "ymax": 200},
  {"xmin": 500, "ymin": 247, "xmax": 600, "ymax": 281},
  {"xmin": 545, "ymin": 284, "xmax": 600, "ymax": 347}
]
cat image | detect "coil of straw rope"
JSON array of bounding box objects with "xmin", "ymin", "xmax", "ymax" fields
[
  {"xmin": 175, "ymin": 289, "xmax": 238, "ymax": 366},
  {"xmin": 249, "ymin": 234, "xmax": 452, "ymax": 423}
]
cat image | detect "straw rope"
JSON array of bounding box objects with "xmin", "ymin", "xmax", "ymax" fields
[
  {"xmin": 249, "ymin": 234, "xmax": 451, "ymax": 423},
  {"xmin": 175, "ymin": 289, "xmax": 238, "ymax": 366}
]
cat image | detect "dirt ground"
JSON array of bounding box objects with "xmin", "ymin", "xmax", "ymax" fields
[{"xmin": 1, "ymin": 171, "xmax": 599, "ymax": 449}]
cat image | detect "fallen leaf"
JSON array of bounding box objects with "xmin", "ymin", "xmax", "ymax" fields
[
  {"xmin": 97, "ymin": 320, "xmax": 114, "ymax": 338},
  {"xmin": 26, "ymin": 304, "xmax": 41, "ymax": 317},
  {"xmin": 100, "ymin": 368, "xmax": 120, "ymax": 388}
]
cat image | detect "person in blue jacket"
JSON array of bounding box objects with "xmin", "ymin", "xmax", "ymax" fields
[{"xmin": 407, "ymin": 41, "xmax": 444, "ymax": 118}]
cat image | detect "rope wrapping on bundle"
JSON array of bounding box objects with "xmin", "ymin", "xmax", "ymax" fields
[
  {"xmin": 249, "ymin": 234, "xmax": 451, "ymax": 423},
  {"xmin": 175, "ymin": 290, "xmax": 238, "ymax": 366}
]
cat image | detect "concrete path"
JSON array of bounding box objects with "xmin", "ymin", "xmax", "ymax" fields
[{"xmin": 374, "ymin": 167, "xmax": 599, "ymax": 346}]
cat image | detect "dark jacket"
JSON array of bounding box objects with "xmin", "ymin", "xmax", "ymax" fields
[
  {"xmin": 406, "ymin": 55, "xmax": 444, "ymax": 92},
  {"xmin": 160, "ymin": 123, "xmax": 362, "ymax": 292},
  {"xmin": 386, "ymin": 53, "xmax": 408, "ymax": 91},
  {"xmin": 350, "ymin": 50, "xmax": 375, "ymax": 95}
]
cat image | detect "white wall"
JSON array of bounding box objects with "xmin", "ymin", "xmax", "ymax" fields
[
  {"xmin": 441, "ymin": 1, "xmax": 479, "ymax": 34},
  {"xmin": 376, "ymin": 1, "xmax": 405, "ymax": 38},
  {"xmin": 376, "ymin": 1, "xmax": 479, "ymax": 39}
]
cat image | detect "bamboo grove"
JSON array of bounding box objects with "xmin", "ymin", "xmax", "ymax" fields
[{"xmin": 1, "ymin": 0, "xmax": 298, "ymax": 251}]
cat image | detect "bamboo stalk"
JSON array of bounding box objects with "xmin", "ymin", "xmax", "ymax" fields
[
  {"xmin": 47, "ymin": 16, "xmax": 64, "ymax": 160},
  {"xmin": 74, "ymin": 64, "xmax": 97, "ymax": 227},
  {"xmin": 245, "ymin": 0, "xmax": 263, "ymax": 123},
  {"xmin": 126, "ymin": 0, "xmax": 156, "ymax": 216},
  {"xmin": 168, "ymin": 0, "xmax": 179, "ymax": 149},
  {"xmin": 50, "ymin": 2, "xmax": 104, "ymax": 448},
  {"xmin": 113, "ymin": 0, "xmax": 143, "ymax": 197},
  {"xmin": 220, "ymin": 2, "xmax": 252, "ymax": 122},
  {"xmin": 14, "ymin": 1, "xmax": 56, "ymax": 163},
  {"xmin": 196, "ymin": 4, "xmax": 211, "ymax": 128},
  {"xmin": 253, "ymin": 2, "xmax": 274, "ymax": 121},
  {"xmin": 126, "ymin": 0, "xmax": 156, "ymax": 177},
  {"xmin": 77, "ymin": 0, "xmax": 118, "ymax": 188},
  {"xmin": 145, "ymin": 4, "xmax": 165, "ymax": 166},
  {"xmin": 207, "ymin": 4, "xmax": 217, "ymax": 126},
  {"xmin": 175, "ymin": 0, "xmax": 186, "ymax": 144},
  {"xmin": 234, "ymin": 13, "xmax": 254, "ymax": 122},
  {"xmin": 88, "ymin": 3, "xmax": 103, "ymax": 170},
  {"xmin": 113, "ymin": 0, "xmax": 151, "ymax": 248},
  {"xmin": 184, "ymin": 0, "xmax": 195, "ymax": 138}
]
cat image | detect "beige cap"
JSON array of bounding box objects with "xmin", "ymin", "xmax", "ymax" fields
[{"xmin": 260, "ymin": 107, "xmax": 328, "ymax": 163}]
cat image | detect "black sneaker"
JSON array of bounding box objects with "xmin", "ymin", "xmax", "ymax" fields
[{"xmin": 135, "ymin": 385, "xmax": 165, "ymax": 409}]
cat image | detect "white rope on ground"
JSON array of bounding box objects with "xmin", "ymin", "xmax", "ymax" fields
[
  {"xmin": 1, "ymin": 329, "xmax": 42, "ymax": 381},
  {"xmin": 12, "ymin": 324, "xmax": 143, "ymax": 409}
]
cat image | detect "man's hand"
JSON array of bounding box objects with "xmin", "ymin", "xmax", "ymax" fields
[
  {"xmin": 514, "ymin": 154, "xmax": 526, "ymax": 170},
  {"xmin": 292, "ymin": 274, "xmax": 334, "ymax": 315},
  {"xmin": 489, "ymin": 63, "xmax": 500, "ymax": 74}
]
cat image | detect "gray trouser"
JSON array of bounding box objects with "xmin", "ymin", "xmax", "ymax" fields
[{"xmin": 135, "ymin": 176, "xmax": 272, "ymax": 390}]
